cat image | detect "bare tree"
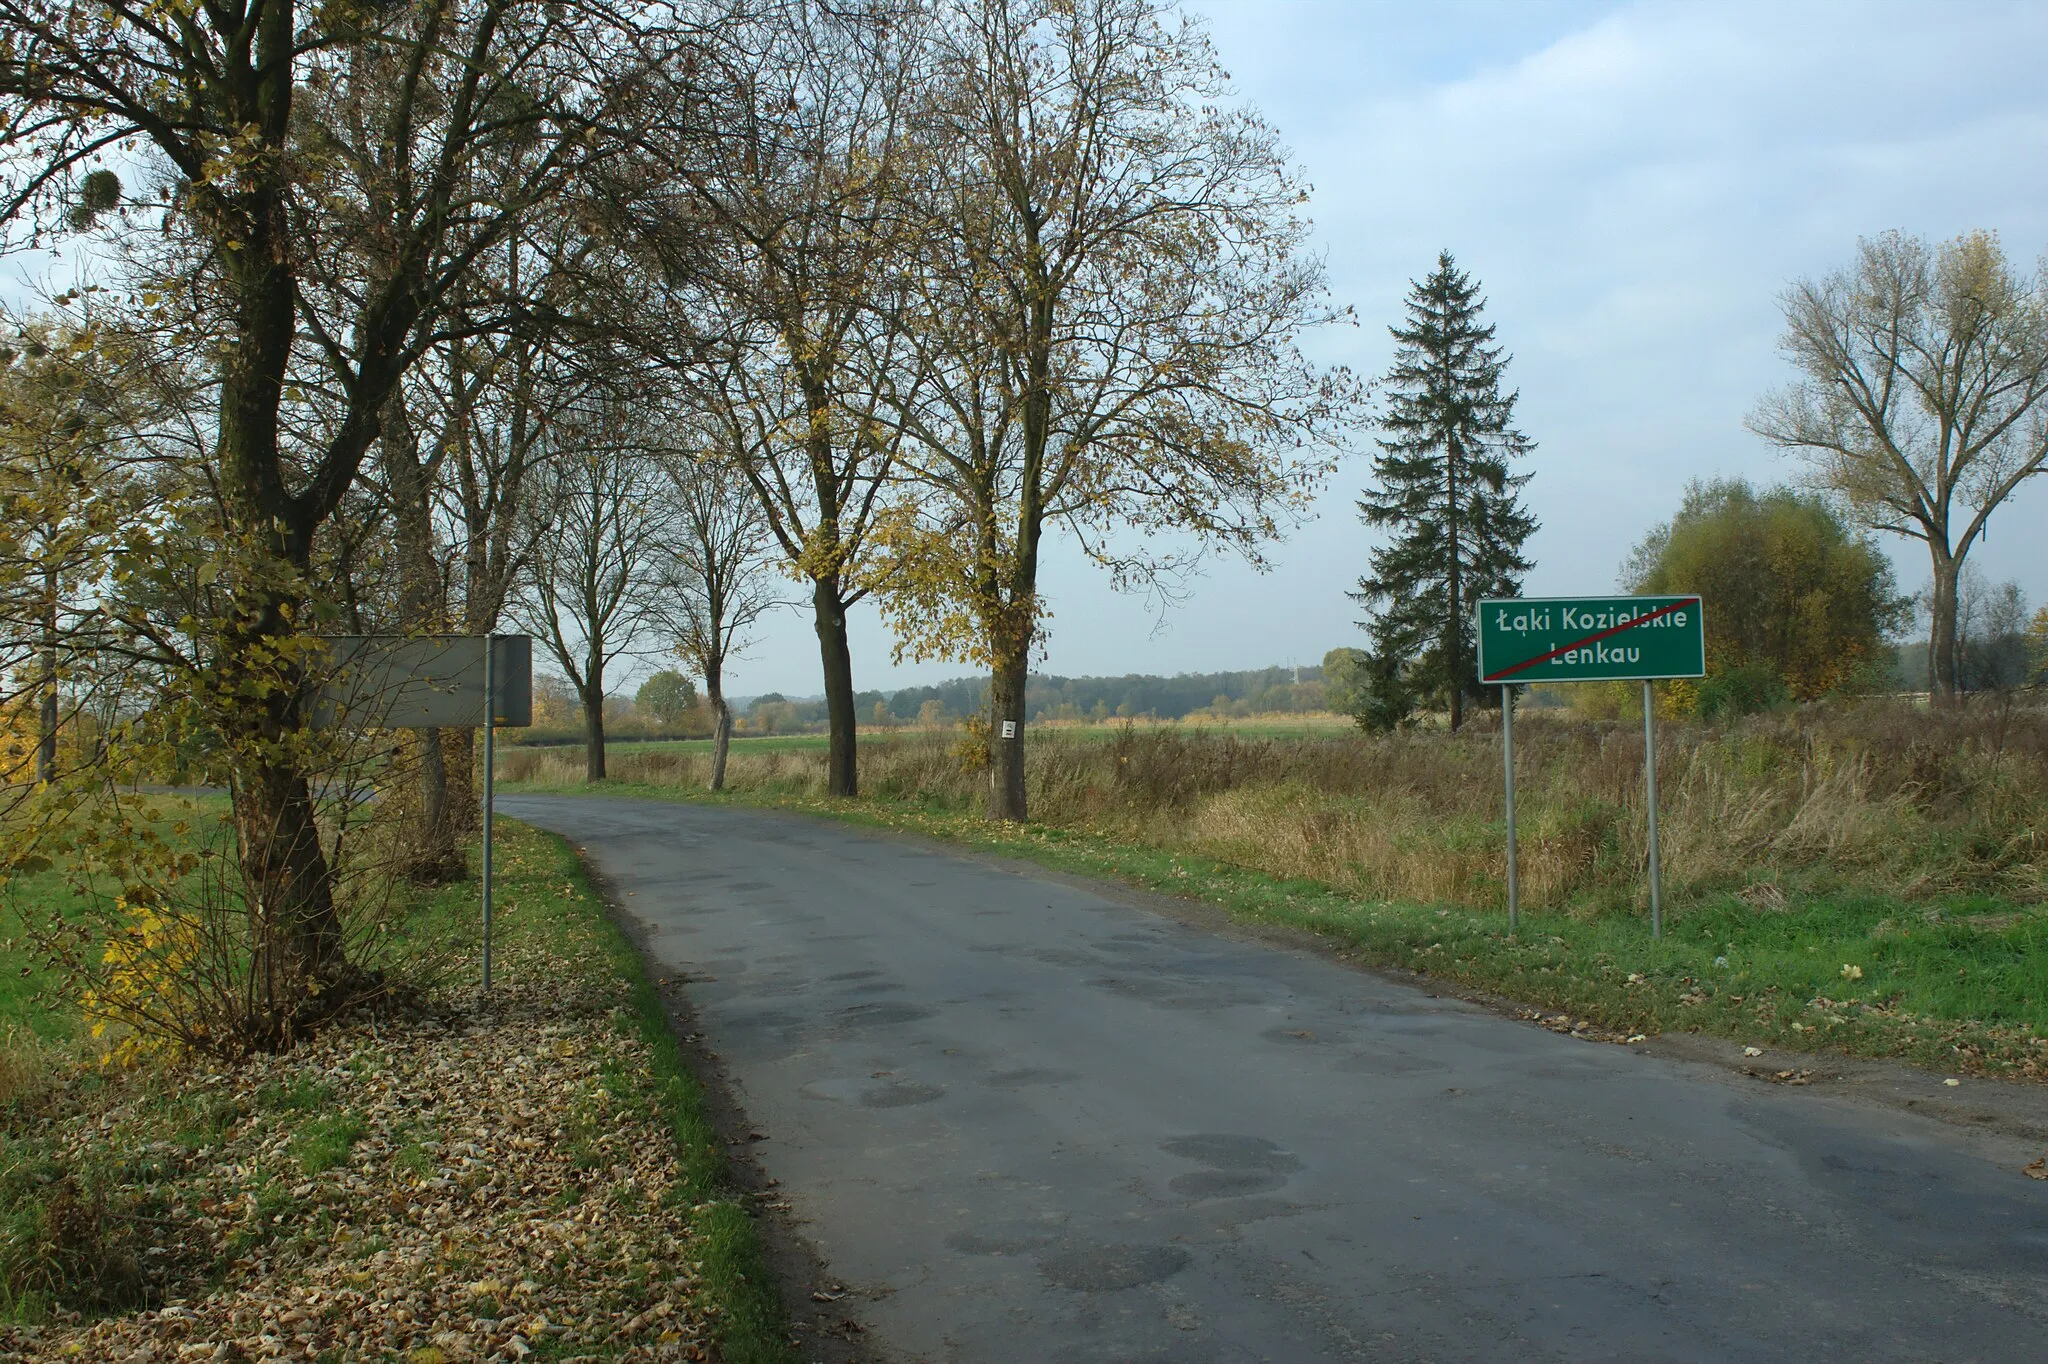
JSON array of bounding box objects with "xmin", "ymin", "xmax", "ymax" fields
[
  {"xmin": 652, "ymin": 434, "xmax": 782, "ymax": 789},
  {"xmin": 1750, "ymin": 230, "xmax": 2048, "ymax": 701},
  {"xmin": 878, "ymin": 0, "xmax": 1360, "ymax": 821},
  {"xmin": 513, "ymin": 394, "xmax": 670, "ymax": 780},
  {"xmin": 619, "ymin": 0, "xmax": 924, "ymax": 798}
]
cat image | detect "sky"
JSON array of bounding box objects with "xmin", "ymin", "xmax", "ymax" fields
[
  {"xmin": 725, "ymin": 0, "xmax": 2048, "ymax": 700},
  {"xmin": 11, "ymin": 1, "xmax": 2047, "ymax": 699}
]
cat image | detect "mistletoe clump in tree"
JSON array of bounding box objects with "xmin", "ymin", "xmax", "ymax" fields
[{"xmin": 1353, "ymin": 252, "xmax": 1538, "ymax": 731}]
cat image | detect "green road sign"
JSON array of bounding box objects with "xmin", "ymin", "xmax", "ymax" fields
[{"xmin": 1477, "ymin": 595, "xmax": 1704, "ymax": 684}]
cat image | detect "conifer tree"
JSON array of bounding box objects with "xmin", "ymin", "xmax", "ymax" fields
[{"xmin": 1353, "ymin": 252, "xmax": 1539, "ymax": 731}]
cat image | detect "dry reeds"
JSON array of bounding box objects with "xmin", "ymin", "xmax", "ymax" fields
[{"xmin": 499, "ymin": 696, "xmax": 2048, "ymax": 915}]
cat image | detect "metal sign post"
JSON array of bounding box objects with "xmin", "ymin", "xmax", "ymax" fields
[
  {"xmin": 1477, "ymin": 596, "xmax": 1703, "ymax": 939},
  {"xmin": 481, "ymin": 635, "xmax": 496, "ymax": 991},
  {"xmin": 1642, "ymin": 680, "xmax": 1662, "ymax": 939},
  {"xmin": 1502, "ymin": 684, "xmax": 1519, "ymax": 938}
]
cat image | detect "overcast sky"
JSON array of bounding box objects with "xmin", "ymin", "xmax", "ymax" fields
[
  {"xmin": 14, "ymin": 1, "xmax": 2046, "ymax": 698},
  {"xmin": 714, "ymin": 0, "xmax": 2048, "ymax": 697}
]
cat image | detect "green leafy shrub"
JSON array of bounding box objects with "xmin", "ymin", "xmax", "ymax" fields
[{"xmin": 1694, "ymin": 663, "xmax": 1791, "ymax": 719}]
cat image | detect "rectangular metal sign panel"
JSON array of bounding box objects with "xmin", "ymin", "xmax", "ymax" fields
[
  {"xmin": 1477, "ymin": 596, "xmax": 1704, "ymax": 684},
  {"xmin": 315, "ymin": 635, "xmax": 533, "ymax": 728}
]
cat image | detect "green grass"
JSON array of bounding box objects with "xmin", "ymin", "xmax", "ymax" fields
[
  {"xmin": 0, "ymin": 792, "xmax": 226, "ymax": 1041},
  {"xmin": 291, "ymin": 1110, "xmax": 367, "ymax": 1176},
  {"xmin": 501, "ymin": 777, "xmax": 2047, "ymax": 1081},
  {"xmin": 0, "ymin": 862, "xmax": 82, "ymax": 1038}
]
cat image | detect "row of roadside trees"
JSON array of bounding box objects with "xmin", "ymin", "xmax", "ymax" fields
[{"xmin": 0, "ymin": 1, "xmax": 1357, "ymax": 1049}]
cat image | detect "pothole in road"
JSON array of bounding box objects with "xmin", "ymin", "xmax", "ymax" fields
[
  {"xmin": 860, "ymin": 1082, "xmax": 945, "ymax": 1109},
  {"xmin": 984, "ymin": 1067, "xmax": 1079, "ymax": 1089},
  {"xmin": 1160, "ymin": 1134, "xmax": 1303, "ymax": 1172},
  {"xmin": 835, "ymin": 1003, "xmax": 934, "ymax": 1028},
  {"xmin": 1039, "ymin": 1243, "xmax": 1192, "ymax": 1292},
  {"xmin": 1089, "ymin": 976, "xmax": 1263, "ymax": 1011},
  {"xmin": 1260, "ymin": 1025, "xmax": 1348, "ymax": 1047},
  {"xmin": 800, "ymin": 1077, "xmax": 945, "ymax": 1108},
  {"xmin": 1334, "ymin": 1050, "xmax": 1448, "ymax": 1077},
  {"xmin": 946, "ymin": 1224, "xmax": 1061, "ymax": 1256},
  {"xmin": 1167, "ymin": 1170, "xmax": 1286, "ymax": 1199}
]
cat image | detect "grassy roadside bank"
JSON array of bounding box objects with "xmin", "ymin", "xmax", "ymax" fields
[
  {"xmin": 498, "ymin": 751, "xmax": 2047, "ymax": 1083},
  {"xmin": 0, "ymin": 816, "xmax": 791, "ymax": 1363}
]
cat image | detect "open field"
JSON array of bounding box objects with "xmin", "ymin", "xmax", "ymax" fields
[
  {"xmin": 0, "ymin": 815, "xmax": 790, "ymax": 1360},
  {"xmin": 498, "ymin": 698, "xmax": 2048, "ymax": 1078},
  {"xmin": 507, "ymin": 711, "xmax": 1364, "ymax": 757}
]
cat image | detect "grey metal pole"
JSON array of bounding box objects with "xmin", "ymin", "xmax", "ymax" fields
[
  {"xmin": 1502, "ymin": 685, "xmax": 1519, "ymax": 938},
  {"xmin": 481, "ymin": 635, "xmax": 495, "ymax": 991},
  {"xmin": 1642, "ymin": 679, "xmax": 1662, "ymax": 939}
]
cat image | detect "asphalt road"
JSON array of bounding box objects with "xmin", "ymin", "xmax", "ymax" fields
[{"xmin": 501, "ymin": 795, "xmax": 2048, "ymax": 1364}]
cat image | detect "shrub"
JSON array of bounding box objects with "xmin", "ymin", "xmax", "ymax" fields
[{"xmin": 1694, "ymin": 662, "xmax": 1790, "ymax": 719}]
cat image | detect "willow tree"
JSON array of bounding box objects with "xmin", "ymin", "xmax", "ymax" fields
[
  {"xmin": 878, "ymin": 0, "xmax": 1358, "ymax": 821},
  {"xmin": 0, "ymin": 0, "xmax": 669, "ymax": 1045},
  {"xmin": 1750, "ymin": 231, "xmax": 2048, "ymax": 701}
]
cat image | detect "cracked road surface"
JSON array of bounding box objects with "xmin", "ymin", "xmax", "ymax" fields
[{"xmin": 501, "ymin": 796, "xmax": 2048, "ymax": 1363}]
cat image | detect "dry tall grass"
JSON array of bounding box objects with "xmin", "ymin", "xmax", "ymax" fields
[{"xmin": 497, "ymin": 697, "xmax": 2048, "ymax": 917}]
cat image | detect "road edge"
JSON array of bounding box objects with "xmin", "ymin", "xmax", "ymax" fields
[{"xmin": 568, "ymin": 843, "xmax": 890, "ymax": 1364}]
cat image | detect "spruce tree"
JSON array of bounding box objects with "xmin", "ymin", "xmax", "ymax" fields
[{"xmin": 1352, "ymin": 251, "xmax": 1539, "ymax": 731}]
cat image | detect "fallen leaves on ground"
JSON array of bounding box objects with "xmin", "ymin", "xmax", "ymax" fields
[
  {"xmin": 1, "ymin": 916, "xmax": 717, "ymax": 1361},
  {"xmin": 1514, "ymin": 1009, "xmax": 1638, "ymax": 1046},
  {"xmin": 2025, "ymin": 1157, "xmax": 2047, "ymax": 1181}
]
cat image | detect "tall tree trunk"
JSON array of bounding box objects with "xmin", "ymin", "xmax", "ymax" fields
[
  {"xmin": 1445, "ymin": 434, "xmax": 1463, "ymax": 733},
  {"xmin": 381, "ymin": 394, "xmax": 464, "ymax": 880},
  {"xmin": 814, "ymin": 576, "xmax": 857, "ymax": 797},
  {"xmin": 221, "ymin": 592, "xmax": 358, "ymax": 1045},
  {"xmin": 986, "ymin": 644, "xmax": 1029, "ymax": 822},
  {"xmin": 1928, "ymin": 550, "xmax": 1959, "ymax": 701},
  {"xmin": 36, "ymin": 569, "xmax": 57, "ymax": 784},
  {"xmin": 709, "ymin": 686, "xmax": 732, "ymax": 792},
  {"xmin": 214, "ymin": 175, "xmax": 362, "ymax": 1035},
  {"xmin": 583, "ymin": 674, "xmax": 608, "ymax": 782},
  {"xmin": 441, "ymin": 727, "xmax": 475, "ymax": 837},
  {"xmin": 983, "ymin": 501, "xmax": 1043, "ymax": 823}
]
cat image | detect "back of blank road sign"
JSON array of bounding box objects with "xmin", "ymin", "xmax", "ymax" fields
[{"xmin": 314, "ymin": 635, "xmax": 532, "ymax": 729}]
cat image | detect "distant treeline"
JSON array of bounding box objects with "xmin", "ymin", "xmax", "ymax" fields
[
  {"xmin": 511, "ymin": 663, "xmax": 1332, "ymax": 744},
  {"xmin": 727, "ymin": 665, "xmax": 1329, "ymax": 732},
  {"xmin": 870, "ymin": 664, "xmax": 1327, "ymax": 725}
]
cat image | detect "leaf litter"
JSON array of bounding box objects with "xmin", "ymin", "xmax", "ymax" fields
[{"xmin": 2, "ymin": 856, "xmax": 721, "ymax": 1362}]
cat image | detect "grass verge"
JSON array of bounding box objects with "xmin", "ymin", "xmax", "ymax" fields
[
  {"xmin": 502, "ymin": 775, "xmax": 2047, "ymax": 1082},
  {"xmin": 0, "ymin": 813, "xmax": 793, "ymax": 1363}
]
